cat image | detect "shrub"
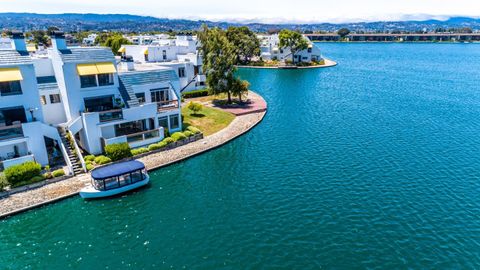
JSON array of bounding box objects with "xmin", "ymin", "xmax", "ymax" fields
[
  {"xmin": 105, "ymin": 143, "xmax": 132, "ymax": 161},
  {"xmin": 162, "ymin": 137, "xmax": 175, "ymax": 144},
  {"xmin": 182, "ymin": 89, "xmax": 209, "ymax": 99},
  {"xmin": 131, "ymin": 148, "xmax": 149, "ymax": 156},
  {"xmin": 84, "ymin": 155, "xmax": 95, "ymax": 162},
  {"xmin": 187, "ymin": 126, "xmax": 201, "ymax": 134},
  {"xmin": 148, "ymin": 143, "xmax": 161, "ymax": 151},
  {"xmin": 171, "ymin": 132, "xmax": 187, "ymax": 142},
  {"xmin": 4, "ymin": 161, "xmax": 42, "ymax": 186},
  {"xmin": 0, "ymin": 173, "xmax": 8, "ymax": 191},
  {"xmin": 183, "ymin": 130, "xmax": 193, "ymax": 137},
  {"xmin": 86, "ymin": 163, "xmax": 94, "ymax": 171},
  {"xmin": 187, "ymin": 101, "xmax": 203, "ymax": 115},
  {"xmin": 30, "ymin": 175, "xmax": 46, "ymax": 183},
  {"xmin": 52, "ymin": 169, "xmax": 65, "ymax": 178},
  {"xmin": 94, "ymin": 155, "xmax": 112, "ymax": 165},
  {"xmin": 43, "ymin": 172, "xmax": 53, "ymax": 179}
]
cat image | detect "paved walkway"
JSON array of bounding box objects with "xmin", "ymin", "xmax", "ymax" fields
[
  {"xmin": 0, "ymin": 94, "xmax": 267, "ymax": 218},
  {"xmin": 210, "ymin": 91, "xmax": 267, "ymax": 116}
]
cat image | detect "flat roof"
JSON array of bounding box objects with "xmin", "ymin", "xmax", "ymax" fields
[{"xmin": 91, "ymin": 160, "xmax": 145, "ymax": 180}]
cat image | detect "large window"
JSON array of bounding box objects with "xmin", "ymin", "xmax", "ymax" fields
[
  {"xmin": 151, "ymin": 88, "xmax": 170, "ymax": 103},
  {"xmin": 98, "ymin": 74, "xmax": 114, "ymax": 86},
  {"xmin": 169, "ymin": 114, "xmax": 180, "ymax": 130},
  {"xmin": 50, "ymin": 94, "xmax": 61, "ymax": 104},
  {"xmin": 162, "ymin": 50, "xmax": 167, "ymax": 60},
  {"xmin": 84, "ymin": 95, "xmax": 114, "ymax": 112},
  {"xmin": 178, "ymin": 67, "xmax": 186, "ymax": 78},
  {"xmin": 80, "ymin": 75, "xmax": 97, "ymax": 88},
  {"xmin": 158, "ymin": 116, "xmax": 168, "ymax": 129},
  {"xmin": 0, "ymin": 81, "xmax": 22, "ymax": 96},
  {"xmin": 114, "ymin": 120, "xmax": 146, "ymax": 137}
]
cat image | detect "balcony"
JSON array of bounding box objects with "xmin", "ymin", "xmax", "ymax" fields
[
  {"xmin": 0, "ymin": 124, "xmax": 24, "ymax": 141},
  {"xmin": 103, "ymin": 128, "xmax": 164, "ymax": 149},
  {"xmin": 0, "ymin": 154, "xmax": 34, "ymax": 171},
  {"xmin": 99, "ymin": 109, "xmax": 123, "ymax": 123},
  {"xmin": 156, "ymin": 100, "xmax": 179, "ymax": 112}
]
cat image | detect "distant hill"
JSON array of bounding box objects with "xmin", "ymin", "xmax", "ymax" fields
[{"xmin": 0, "ymin": 12, "xmax": 479, "ymax": 33}]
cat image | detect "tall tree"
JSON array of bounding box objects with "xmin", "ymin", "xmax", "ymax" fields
[
  {"xmin": 198, "ymin": 25, "xmax": 249, "ymax": 104},
  {"xmin": 278, "ymin": 29, "xmax": 308, "ymax": 65},
  {"xmin": 337, "ymin": 28, "xmax": 351, "ymax": 38},
  {"xmin": 226, "ymin": 26, "xmax": 260, "ymax": 64},
  {"xmin": 103, "ymin": 34, "xmax": 132, "ymax": 54}
]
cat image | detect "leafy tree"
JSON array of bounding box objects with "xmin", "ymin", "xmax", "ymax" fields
[
  {"xmin": 103, "ymin": 34, "xmax": 132, "ymax": 54},
  {"xmin": 231, "ymin": 78, "xmax": 249, "ymax": 103},
  {"xmin": 198, "ymin": 25, "xmax": 237, "ymax": 103},
  {"xmin": 226, "ymin": 26, "xmax": 260, "ymax": 64},
  {"xmin": 278, "ymin": 29, "xmax": 308, "ymax": 64},
  {"xmin": 337, "ymin": 28, "xmax": 351, "ymax": 38},
  {"xmin": 30, "ymin": 30, "xmax": 49, "ymax": 46}
]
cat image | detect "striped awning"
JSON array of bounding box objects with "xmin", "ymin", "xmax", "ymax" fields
[
  {"xmin": 118, "ymin": 46, "xmax": 126, "ymax": 53},
  {"xmin": 142, "ymin": 48, "xmax": 149, "ymax": 55},
  {"xmin": 0, "ymin": 68, "xmax": 23, "ymax": 82},
  {"xmin": 77, "ymin": 62, "xmax": 116, "ymax": 76}
]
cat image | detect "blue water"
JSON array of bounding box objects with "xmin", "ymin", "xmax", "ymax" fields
[{"xmin": 2, "ymin": 43, "xmax": 480, "ymax": 269}]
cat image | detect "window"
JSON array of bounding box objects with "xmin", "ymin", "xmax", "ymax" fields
[
  {"xmin": 162, "ymin": 50, "xmax": 167, "ymax": 60},
  {"xmin": 50, "ymin": 94, "xmax": 61, "ymax": 104},
  {"xmin": 307, "ymin": 47, "xmax": 312, "ymax": 53},
  {"xmin": 80, "ymin": 75, "xmax": 97, "ymax": 88},
  {"xmin": 135, "ymin": 93, "xmax": 145, "ymax": 104},
  {"xmin": 40, "ymin": 95, "xmax": 47, "ymax": 105},
  {"xmin": 151, "ymin": 88, "xmax": 170, "ymax": 103},
  {"xmin": 98, "ymin": 74, "xmax": 114, "ymax": 86},
  {"xmin": 158, "ymin": 116, "xmax": 168, "ymax": 129},
  {"xmin": 302, "ymin": 57, "xmax": 308, "ymax": 60},
  {"xmin": 178, "ymin": 67, "xmax": 186, "ymax": 78},
  {"xmin": 280, "ymin": 49, "xmax": 284, "ymax": 54},
  {"xmin": 169, "ymin": 114, "xmax": 180, "ymax": 130},
  {"xmin": 0, "ymin": 81, "xmax": 22, "ymax": 96}
]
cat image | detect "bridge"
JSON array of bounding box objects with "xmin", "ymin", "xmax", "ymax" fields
[{"xmin": 305, "ymin": 33, "xmax": 480, "ymax": 42}]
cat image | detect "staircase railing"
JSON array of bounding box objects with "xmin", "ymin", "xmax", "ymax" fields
[
  {"xmin": 58, "ymin": 137, "xmax": 74, "ymax": 176},
  {"xmin": 180, "ymin": 76, "xmax": 197, "ymax": 93},
  {"xmin": 68, "ymin": 129, "xmax": 87, "ymax": 173}
]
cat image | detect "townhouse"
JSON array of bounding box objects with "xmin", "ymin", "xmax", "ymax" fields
[
  {"xmin": 258, "ymin": 34, "xmax": 323, "ymax": 63},
  {"xmin": 0, "ymin": 31, "xmax": 183, "ymax": 175}
]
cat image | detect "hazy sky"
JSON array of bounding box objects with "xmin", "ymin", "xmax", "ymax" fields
[{"xmin": 0, "ymin": 0, "xmax": 479, "ymax": 23}]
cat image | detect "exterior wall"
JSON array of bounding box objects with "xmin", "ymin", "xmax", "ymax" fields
[{"xmin": 32, "ymin": 58, "xmax": 55, "ymax": 77}]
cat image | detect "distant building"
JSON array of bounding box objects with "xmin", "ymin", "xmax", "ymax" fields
[
  {"xmin": 82, "ymin": 34, "xmax": 98, "ymax": 46},
  {"xmin": 258, "ymin": 34, "xmax": 323, "ymax": 63}
]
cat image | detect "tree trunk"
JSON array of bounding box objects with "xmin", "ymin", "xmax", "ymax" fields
[
  {"xmin": 227, "ymin": 91, "xmax": 232, "ymax": 104},
  {"xmin": 239, "ymin": 93, "xmax": 243, "ymax": 103}
]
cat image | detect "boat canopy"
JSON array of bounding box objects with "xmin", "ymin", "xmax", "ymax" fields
[{"xmin": 91, "ymin": 160, "xmax": 145, "ymax": 180}]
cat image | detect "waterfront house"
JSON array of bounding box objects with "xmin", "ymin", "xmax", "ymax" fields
[
  {"xmin": 258, "ymin": 34, "xmax": 323, "ymax": 64},
  {"xmin": 0, "ymin": 31, "xmax": 183, "ymax": 175},
  {"xmin": 119, "ymin": 35, "xmax": 205, "ymax": 92}
]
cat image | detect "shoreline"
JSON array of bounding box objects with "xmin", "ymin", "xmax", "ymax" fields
[
  {"xmin": 0, "ymin": 92, "xmax": 267, "ymax": 219},
  {"xmin": 237, "ymin": 58, "xmax": 337, "ymax": 70}
]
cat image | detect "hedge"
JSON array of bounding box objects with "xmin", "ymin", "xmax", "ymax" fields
[
  {"xmin": 86, "ymin": 163, "xmax": 94, "ymax": 171},
  {"xmin": 84, "ymin": 155, "xmax": 95, "ymax": 162},
  {"xmin": 94, "ymin": 155, "xmax": 112, "ymax": 165},
  {"xmin": 183, "ymin": 130, "xmax": 193, "ymax": 137},
  {"xmin": 171, "ymin": 132, "xmax": 187, "ymax": 142},
  {"xmin": 52, "ymin": 169, "xmax": 65, "ymax": 178},
  {"xmin": 162, "ymin": 137, "xmax": 175, "ymax": 144},
  {"xmin": 0, "ymin": 173, "xmax": 7, "ymax": 191},
  {"xmin": 182, "ymin": 89, "xmax": 209, "ymax": 99},
  {"xmin": 105, "ymin": 143, "xmax": 132, "ymax": 161},
  {"xmin": 4, "ymin": 161, "xmax": 42, "ymax": 186},
  {"xmin": 131, "ymin": 147, "xmax": 149, "ymax": 156},
  {"xmin": 186, "ymin": 126, "xmax": 201, "ymax": 134}
]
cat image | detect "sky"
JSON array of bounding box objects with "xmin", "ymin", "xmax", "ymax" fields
[{"xmin": 0, "ymin": 0, "xmax": 479, "ymax": 23}]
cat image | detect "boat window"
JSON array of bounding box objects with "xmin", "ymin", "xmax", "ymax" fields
[
  {"xmin": 118, "ymin": 173, "xmax": 132, "ymax": 186},
  {"xmin": 104, "ymin": 177, "xmax": 120, "ymax": 190},
  {"xmin": 131, "ymin": 170, "xmax": 144, "ymax": 183}
]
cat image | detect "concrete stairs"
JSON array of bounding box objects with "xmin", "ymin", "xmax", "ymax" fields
[{"xmin": 57, "ymin": 127, "xmax": 84, "ymax": 175}]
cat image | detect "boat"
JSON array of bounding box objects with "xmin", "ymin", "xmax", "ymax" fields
[{"xmin": 80, "ymin": 160, "xmax": 149, "ymax": 199}]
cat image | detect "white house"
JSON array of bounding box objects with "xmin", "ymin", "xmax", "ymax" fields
[
  {"xmin": 82, "ymin": 34, "xmax": 98, "ymax": 46},
  {"xmin": 258, "ymin": 34, "xmax": 323, "ymax": 63},
  {"xmin": 119, "ymin": 35, "xmax": 205, "ymax": 92},
  {"xmin": 0, "ymin": 31, "xmax": 183, "ymax": 175}
]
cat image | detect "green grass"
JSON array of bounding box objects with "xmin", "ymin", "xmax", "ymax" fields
[{"xmin": 182, "ymin": 105, "xmax": 235, "ymax": 136}]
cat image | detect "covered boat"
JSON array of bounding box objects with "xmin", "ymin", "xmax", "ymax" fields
[{"xmin": 80, "ymin": 160, "xmax": 149, "ymax": 199}]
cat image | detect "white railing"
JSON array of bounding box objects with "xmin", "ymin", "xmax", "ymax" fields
[
  {"xmin": 58, "ymin": 140, "xmax": 73, "ymax": 176},
  {"xmin": 1, "ymin": 154, "xmax": 34, "ymax": 170},
  {"xmin": 68, "ymin": 130, "xmax": 87, "ymax": 173}
]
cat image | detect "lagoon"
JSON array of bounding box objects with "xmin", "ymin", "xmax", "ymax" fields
[{"xmin": 2, "ymin": 43, "xmax": 480, "ymax": 269}]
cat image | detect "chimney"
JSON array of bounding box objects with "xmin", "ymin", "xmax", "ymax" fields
[
  {"xmin": 10, "ymin": 31, "xmax": 27, "ymax": 52},
  {"xmin": 51, "ymin": 31, "xmax": 67, "ymax": 50}
]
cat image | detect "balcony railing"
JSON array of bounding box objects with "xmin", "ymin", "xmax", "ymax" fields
[
  {"xmin": 99, "ymin": 109, "xmax": 123, "ymax": 123},
  {"xmin": 0, "ymin": 124, "xmax": 24, "ymax": 141},
  {"xmin": 156, "ymin": 100, "xmax": 179, "ymax": 112},
  {"xmin": 126, "ymin": 129, "xmax": 161, "ymax": 143},
  {"xmin": 0, "ymin": 154, "xmax": 34, "ymax": 171}
]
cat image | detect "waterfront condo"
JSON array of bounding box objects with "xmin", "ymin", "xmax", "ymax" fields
[
  {"xmin": 258, "ymin": 34, "xmax": 323, "ymax": 63},
  {"xmin": 0, "ymin": 31, "xmax": 183, "ymax": 174}
]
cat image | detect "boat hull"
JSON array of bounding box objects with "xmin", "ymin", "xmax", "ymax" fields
[{"xmin": 80, "ymin": 176, "xmax": 150, "ymax": 199}]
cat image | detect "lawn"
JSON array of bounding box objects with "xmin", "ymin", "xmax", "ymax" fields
[{"xmin": 182, "ymin": 105, "xmax": 235, "ymax": 136}]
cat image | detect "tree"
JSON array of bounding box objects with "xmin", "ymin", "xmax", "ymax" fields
[
  {"xmin": 337, "ymin": 28, "xmax": 351, "ymax": 38},
  {"xmin": 230, "ymin": 78, "xmax": 249, "ymax": 103},
  {"xmin": 103, "ymin": 34, "xmax": 132, "ymax": 54},
  {"xmin": 198, "ymin": 25, "xmax": 237, "ymax": 103},
  {"xmin": 29, "ymin": 30, "xmax": 49, "ymax": 46},
  {"xmin": 278, "ymin": 29, "xmax": 308, "ymax": 65},
  {"xmin": 226, "ymin": 26, "xmax": 260, "ymax": 64},
  {"xmin": 187, "ymin": 101, "xmax": 203, "ymax": 115}
]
